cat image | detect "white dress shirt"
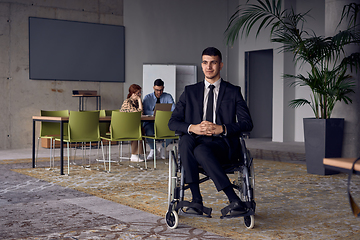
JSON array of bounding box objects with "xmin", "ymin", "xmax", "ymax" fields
[{"xmin": 203, "ymin": 78, "xmax": 221, "ymax": 123}]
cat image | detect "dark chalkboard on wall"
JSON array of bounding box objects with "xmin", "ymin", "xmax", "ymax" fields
[{"xmin": 29, "ymin": 17, "xmax": 125, "ymax": 82}]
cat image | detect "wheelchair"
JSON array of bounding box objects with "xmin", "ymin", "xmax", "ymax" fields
[{"xmin": 165, "ymin": 135, "xmax": 256, "ymax": 229}]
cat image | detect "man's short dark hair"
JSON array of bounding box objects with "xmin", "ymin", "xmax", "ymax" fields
[
  {"xmin": 202, "ymin": 47, "xmax": 222, "ymax": 62},
  {"xmin": 154, "ymin": 79, "xmax": 164, "ymax": 86}
]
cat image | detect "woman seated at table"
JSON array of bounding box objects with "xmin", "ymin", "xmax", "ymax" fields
[{"xmin": 120, "ymin": 84, "xmax": 145, "ymax": 162}]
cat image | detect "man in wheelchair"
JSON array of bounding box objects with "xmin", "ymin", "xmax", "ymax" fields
[{"xmin": 168, "ymin": 47, "xmax": 253, "ymax": 217}]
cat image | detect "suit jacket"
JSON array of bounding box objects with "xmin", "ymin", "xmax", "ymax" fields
[{"xmin": 168, "ymin": 79, "xmax": 253, "ymax": 161}]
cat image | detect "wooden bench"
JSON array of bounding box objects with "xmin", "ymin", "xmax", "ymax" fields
[
  {"xmin": 324, "ymin": 157, "xmax": 360, "ymax": 217},
  {"xmin": 323, "ymin": 158, "xmax": 360, "ymax": 175}
]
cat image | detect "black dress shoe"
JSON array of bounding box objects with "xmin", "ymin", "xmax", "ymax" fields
[
  {"xmin": 232, "ymin": 200, "xmax": 246, "ymax": 209},
  {"xmin": 184, "ymin": 200, "xmax": 204, "ymax": 215},
  {"xmin": 229, "ymin": 200, "xmax": 247, "ymax": 215}
]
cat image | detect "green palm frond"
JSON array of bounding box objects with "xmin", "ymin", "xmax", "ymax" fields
[
  {"xmin": 338, "ymin": 3, "xmax": 360, "ymax": 28},
  {"xmin": 341, "ymin": 52, "xmax": 360, "ymax": 72},
  {"xmin": 225, "ymin": 0, "xmax": 285, "ymax": 45},
  {"xmin": 289, "ymin": 99, "xmax": 311, "ymax": 108}
]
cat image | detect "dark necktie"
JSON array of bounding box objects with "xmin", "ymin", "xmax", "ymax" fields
[
  {"xmin": 206, "ymin": 85, "xmax": 215, "ymax": 122},
  {"xmin": 156, "ymin": 97, "xmax": 160, "ymax": 104}
]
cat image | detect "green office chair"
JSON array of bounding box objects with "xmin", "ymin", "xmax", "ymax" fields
[
  {"xmin": 99, "ymin": 109, "xmax": 118, "ymax": 136},
  {"xmin": 55, "ymin": 111, "xmax": 100, "ymax": 175},
  {"xmin": 99, "ymin": 110, "xmax": 108, "ymax": 137},
  {"xmin": 105, "ymin": 110, "xmax": 117, "ymax": 116},
  {"xmin": 36, "ymin": 110, "xmax": 69, "ymax": 169},
  {"xmin": 100, "ymin": 111, "xmax": 146, "ymax": 172},
  {"xmin": 97, "ymin": 109, "xmax": 118, "ymax": 169},
  {"xmin": 77, "ymin": 110, "xmax": 106, "ymax": 168},
  {"xmin": 143, "ymin": 111, "xmax": 178, "ymax": 169}
]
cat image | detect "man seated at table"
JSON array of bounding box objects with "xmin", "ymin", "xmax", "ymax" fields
[{"xmin": 143, "ymin": 79, "xmax": 175, "ymax": 160}]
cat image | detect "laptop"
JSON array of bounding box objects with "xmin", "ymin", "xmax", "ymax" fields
[{"xmin": 153, "ymin": 103, "xmax": 172, "ymax": 116}]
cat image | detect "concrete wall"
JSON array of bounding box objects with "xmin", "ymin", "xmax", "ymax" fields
[
  {"xmin": 325, "ymin": 0, "xmax": 360, "ymax": 158},
  {"xmin": 123, "ymin": 0, "xmax": 240, "ymax": 97},
  {"xmin": 235, "ymin": 0, "xmax": 293, "ymax": 142},
  {"xmin": 0, "ymin": 0, "xmax": 124, "ymax": 150},
  {"xmin": 235, "ymin": 0, "xmax": 326, "ymax": 142},
  {"xmin": 234, "ymin": 0, "xmax": 359, "ymax": 157},
  {"xmin": 1, "ymin": 0, "xmax": 358, "ymax": 158},
  {"xmin": 293, "ymin": 0, "xmax": 326, "ymax": 142}
]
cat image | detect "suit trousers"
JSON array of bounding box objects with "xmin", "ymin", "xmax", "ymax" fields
[{"xmin": 179, "ymin": 134, "xmax": 232, "ymax": 191}]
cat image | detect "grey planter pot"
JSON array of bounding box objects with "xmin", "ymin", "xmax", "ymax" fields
[{"xmin": 303, "ymin": 118, "xmax": 344, "ymax": 175}]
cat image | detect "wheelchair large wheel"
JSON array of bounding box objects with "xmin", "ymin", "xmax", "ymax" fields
[
  {"xmin": 244, "ymin": 215, "xmax": 255, "ymax": 229},
  {"xmin": 248, "ymin": 150, "xmax": 255, "ymax": 199},
  {"xmin": 165, "ymin": 210, "xmax": 179, "ymax": 229},
  {"xmin": 168, "ymin": 150, "xmax": 178, "ymax": 205}
]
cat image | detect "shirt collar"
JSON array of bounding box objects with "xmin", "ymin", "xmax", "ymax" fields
[{"xmin": 204, "ymin": 78, "xmax": 221, "ymax": 89}]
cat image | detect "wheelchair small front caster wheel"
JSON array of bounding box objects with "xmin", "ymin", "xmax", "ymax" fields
[
  {"xmin": 165, "ymin": 210, "xmax": 179, "ymax": 229},
  {"xmin": 244, "ymin": 215, "xmax": 255, "ymax": 229}
]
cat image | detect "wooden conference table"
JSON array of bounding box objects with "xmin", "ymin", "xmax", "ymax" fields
[{"xmin": 32, "ymin": 115, "xmax": 155, "ymax": 175}]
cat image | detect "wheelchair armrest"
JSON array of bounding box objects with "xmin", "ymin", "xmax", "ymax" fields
[
  {"xmin": 239, "ymin": 133, "xmax": 252, "ymax": 167},
  {"xmin": 241, "ymin": 132, "xmax": 250, "ymax": 139}
]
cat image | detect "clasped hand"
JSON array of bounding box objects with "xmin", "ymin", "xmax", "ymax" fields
[{"xmin": 189, "ymin": 121, "xmax": 222, "ymax": 136}]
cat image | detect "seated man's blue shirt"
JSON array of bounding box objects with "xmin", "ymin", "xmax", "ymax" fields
[{"xmin": 143, "ymin": 92, "xmax": 175, "ymax": 116}]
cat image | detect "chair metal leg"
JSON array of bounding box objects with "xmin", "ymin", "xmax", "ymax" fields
[
  {"xmin": 67, "ymin": 142, "xmax": 70, "ymax": 175},
  {"xmin": 142, "ymin": 139, "xmax": 147, "ymax": 169},
  {"xmin": 52, "ymin": 139, "xmax": 56, "ymax": 169},
  {"xmin": 36, "ymin": 137, "xmax": 40, "ymax": 168},
  {"xmin": 73, "ymin": 144, "xmax": 77, "ymax": 165},
  {"xmin": 82, "ymin": 142, "xmax": 85, "ymax": 166},
  {"xmin": 100, "ymin": 140, "xmax": 107, "ymax": 171},
  {"xmin": 118, "ymin": 142, "xmax": 121, "ymax": 162},
  {"xmin": 88, "ymin": 142, "xmax": 92, "ymax": 167},
  {"xmin": 119, "ymin": 141, "xmax": 131, "ymax": 160},
  {"xmin": 129, "ymin": 141, "xmax": 131, "ymax": 160},
  {"xmin": 49, "ymin": 138, "xmax": 53, "ymax": 169},
  {"xmin": 36, "ymin": 137, "xmax": 55, "ymax": 169},
  {"xmin": 153, "ymin": 139, "xmax": 157, "ymax": 169},
  {"xmin": 120, "ymin": 141, "xmax": 123, "ymax": 159},
  {"xmin": 108, "ymin": 140, "xmax": 111, "ymax": 172}
]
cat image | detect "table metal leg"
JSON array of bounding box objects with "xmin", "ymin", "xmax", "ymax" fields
[
  {"xmin": 60, "ymin": 120, "xmax": 64, "ymax": 175},
  {"xmin": 32, "ymin": 119, "xmax": 36, "ymax": 168}
]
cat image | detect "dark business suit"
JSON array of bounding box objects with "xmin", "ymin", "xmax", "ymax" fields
[{"xmin": 168, "ymin": 79, "xmax": 253, "ymax": 191}]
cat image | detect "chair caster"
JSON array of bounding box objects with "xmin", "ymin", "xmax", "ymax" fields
[
  {"xmin": 165, "ymin": 210, "xmax": 179, "ymax": 229},
  {"xmin": 244, "ymin": 215, "xmax": 255, "ymax": 229}
]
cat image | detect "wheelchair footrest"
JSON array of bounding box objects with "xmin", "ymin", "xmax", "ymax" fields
[
  {"xmin": 176, "ymin": 200, "xmax": 212, "ymax": 217},
  {"xmin": 220, "ymin": 208, "xmax": 255, "ymax": 219},
  {"xmin": 220, "ymin": 201, "xmax": 256, "ymax": 219}
]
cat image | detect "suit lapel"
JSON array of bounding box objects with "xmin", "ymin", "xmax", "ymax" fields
[
  {"xmin": 216, "ymin": 80, "xmax": 226, "ymax": 111},
  {"xmin": 197, "ymin": 82, "xmax": 205, "ymax": 121},
  {"xmin": 216, "ymin": 79, "xmax": 226, "ymax": 124}
]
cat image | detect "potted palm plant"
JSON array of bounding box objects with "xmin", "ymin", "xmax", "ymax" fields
[{"xmin": 225, "ymin": 0, "xmax": 360, "ymax": 175}]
